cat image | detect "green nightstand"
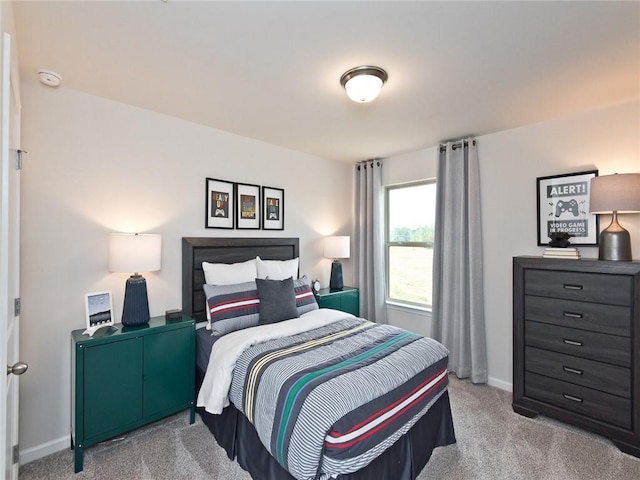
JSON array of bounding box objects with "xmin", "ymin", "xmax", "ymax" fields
[
  {"xmin": 71, "ymin": 315, "xmax": 195, "ymax": 473},
  {"xmin": 315, "ymin": 286, "xmax": 359, "ymax": 316}
]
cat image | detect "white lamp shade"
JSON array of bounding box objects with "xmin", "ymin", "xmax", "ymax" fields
[
  {"xmin": 590, "ymin": 173, "xmax": 640, "ymax": 214},
  {"xmin": 344, "ymin": 75, "xmax": 384, "ymax": 103},
  {"xmin": 324, "ymin": 236, "xmax": 350, "ymax": 259},
  {"xmin": 109, "ymin": 233, "xmax": 162, "ymax": 273}
]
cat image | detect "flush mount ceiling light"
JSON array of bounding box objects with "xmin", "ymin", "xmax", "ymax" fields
[{"xmin": 340, "ymin": 66, "xmax": 388, "ymax": 103}]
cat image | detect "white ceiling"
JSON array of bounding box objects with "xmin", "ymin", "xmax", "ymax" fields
[{"xmin": 13, "ymin": 1, "xmax": 640, "ymax": 163}]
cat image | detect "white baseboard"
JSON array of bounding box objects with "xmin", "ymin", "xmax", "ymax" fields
[
  {"xmin": 488, "ymin": 376, "xmax": 512, "ymax": 392},
  {"xmin": 20, "ymin": 434, "xmax": 69, "ymax": 465}
]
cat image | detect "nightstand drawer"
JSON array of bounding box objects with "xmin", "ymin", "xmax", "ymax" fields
[
  {"xmin": 524, "ymin": 270, "xmax": 632, "ymax": 306},
  {"xmin": 525, "ymin": 372, "xmax": 631, "ymax": 429},
  {"xmin": 525, "ymin": 346, "xmax": 630, "ymax": 398},
  {"xmin": 524, "ymin": 295, "xmax": 631, "ymax": 336},
  {"xmin": 525, "ymin": 321, "xmax": 630, "ymax": 367}
]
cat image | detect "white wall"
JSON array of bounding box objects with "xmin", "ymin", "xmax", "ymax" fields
[
  {"xmin": 383, "ymin": 100, "xmax": 640, "ymax": 391},
  {"xmin": 18, "ymin": 78, "xmax": 353, "ymax": 461}
]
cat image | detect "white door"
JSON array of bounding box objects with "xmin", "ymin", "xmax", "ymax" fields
[{"xmin": 1, "ymin": 32, "xmax": 23, "ymax": 480}]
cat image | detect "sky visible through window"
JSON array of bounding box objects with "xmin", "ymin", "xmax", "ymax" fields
[{"xmin": 389, "ymin": 183, "xmax": 436, "ymax": 232}]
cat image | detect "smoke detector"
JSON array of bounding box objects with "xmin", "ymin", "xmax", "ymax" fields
[{"xmin": 38, "ymin": 70, "xmax": 62, "ymax": 87}]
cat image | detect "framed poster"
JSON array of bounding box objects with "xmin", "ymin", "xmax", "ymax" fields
[
  {"xmin": 262, "ymin": 186, "xmax": 284, "ymax": 230},
  {"xmin": 235, "ymin": 182, "xmax": 261, "ymax": 229},
  {"xmin": 84, "ymin": 291, "xmax": 115, "ymax": 335},
  {"xmin": 536, "ymin": 170, "xmax": 599, "ymax": 246},
  {"xmin": 206, "ymin": 178, "xmax": 234, "ymax": 229}
]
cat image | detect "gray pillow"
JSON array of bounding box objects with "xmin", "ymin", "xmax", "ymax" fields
[{"xmin": 256, "ymin": 277, "xmax": 299, "ymax": 324}]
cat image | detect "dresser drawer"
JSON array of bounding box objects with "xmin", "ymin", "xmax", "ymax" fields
[
  {"xmin": 525, "ymin": 372, "xmax": 630, "ymax": 429},
  {"xmin": 525, "ymin": 321, "xmax": 630, "ymax": 367},
  {"xmin": 525, "ymin": 346, "xmax": 630, "ymax": 398},
  {"xmin": 524, "ymin": 270, "xmax": 632, "ymax": 306},
  {"xmin": 524, "ymin": 295, "xmax": 631, "ymax": 337}
]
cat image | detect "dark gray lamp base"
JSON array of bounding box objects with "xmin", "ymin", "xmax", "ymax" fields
[
  {"xmin": 122, "ymin": 274, "xmax": 151, "ymax": 326},
  {"xmin": 599, "ymin": 212, "xmax": 632, "ymax": 261},
  {"xmin": 329, "ymin": 260, "xmax": 344, "ymax": 291}
]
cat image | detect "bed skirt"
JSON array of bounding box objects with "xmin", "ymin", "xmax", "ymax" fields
[{"xmin": 196, "ymin": 367, "xmax": 456, "ymax": 480}]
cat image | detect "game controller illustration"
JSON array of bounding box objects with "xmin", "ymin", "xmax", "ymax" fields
[
  {"xmin": 555, "ymin": 199, "xmax": 579, "ymax": 217},
  {"xmin": 214, "ymin": 208, "xmax": 226, "ymax": 217}
]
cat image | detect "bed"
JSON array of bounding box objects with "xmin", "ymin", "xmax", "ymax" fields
[{"xmin": 182, "ymin": 237, "xmax": 456, "ymax": 480}]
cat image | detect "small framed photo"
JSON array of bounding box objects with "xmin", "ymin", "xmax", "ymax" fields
[
  {"xmin": 536, "ymin": 170, "xmax": 599, "ymax": 246},
  {"xmin": 262, "ymin": 186, "xmax": 284, "ymax": 230},
  {"xmin": 235, "ymin": 183, "xmax": 261, "ymax": 229},
  {"xmin": 206, "ymin": 178, "xmax": 234, "ymax": 229},
  {"xmin": 84, "ymin": 291, "xmax": 115, "ymax": 330}
]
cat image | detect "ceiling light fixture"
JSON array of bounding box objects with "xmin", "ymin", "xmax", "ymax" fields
[{"xmin": 340, "ymin": 66, "xmax": 388, "ymax": 103}]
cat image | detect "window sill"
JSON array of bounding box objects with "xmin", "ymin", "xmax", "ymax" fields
[{"xmin": 385, "ymin": 300, "xmax": 432, "ymax": 315}]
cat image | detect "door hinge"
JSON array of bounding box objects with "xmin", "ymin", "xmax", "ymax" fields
[
  {"xmin": 12, "ymin": 444, "xmax": 18, "ymax": 464},
  {"xmin": 15, "ymin": 149, "xmax": 26, "ymax": 170},
  {"xmin": 14, "ymin": 298, "xmax": 20, "ymax": 316}
]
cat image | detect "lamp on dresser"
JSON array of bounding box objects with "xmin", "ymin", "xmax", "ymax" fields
[
  {"xmin": 109, "ymin": 233, "xmax": 161, "ymax": 326},
  {"xmin": 324, "ymin": 235, "xmax": 350, "ymax": 291},
  {"xmin": 589, "ymin": 173, "xmax": 640, "ymax": 261}
]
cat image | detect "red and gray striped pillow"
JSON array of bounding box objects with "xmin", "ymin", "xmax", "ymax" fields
[{"xmin": 204, "ymin": 276, "xmax": 318, "ymax": 336}]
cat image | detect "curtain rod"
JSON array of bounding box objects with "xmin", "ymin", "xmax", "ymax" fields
[
  {"xmin": 355, "ymin": 159, "xmax": 383, "ymax": 170},
  {"xmin": 439, "ymin": 140, "xmax": 476, "ymax": 152}
]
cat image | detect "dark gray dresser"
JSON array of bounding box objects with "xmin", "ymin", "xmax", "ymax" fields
[{"xmin": 513, "ymin": 256, "xmax": 640, "ymax": 457}]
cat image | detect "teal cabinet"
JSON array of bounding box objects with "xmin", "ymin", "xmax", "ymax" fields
[
  {"xmin": 315, "ymin": 286, "xmax": 359, "ymax": 316},
  {"xmin": 71, "ymin": 316, "xmax": 195, "ymax": 473}
]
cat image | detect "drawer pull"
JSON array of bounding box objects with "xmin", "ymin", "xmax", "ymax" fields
[
  {"xmin": 563, "ymin": 339, "xmax": 583, "ymax": 347},
  {"xmin": 562, "ymin": 366, "xmax": 583, "ymax": 375},
  {"xmin": 562, "ymin": 393, "xmax": 583, "ymax": 403},
  {"xmin": 563, "ymin": 311, "xmax": 583, "ymax": 319},
  {"xmin": 563, "ymin": 284, "xmax": 583, "ymax": 291}
]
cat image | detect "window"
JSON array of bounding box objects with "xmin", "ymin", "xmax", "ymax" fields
[{"xmin": 386, "ymin": 181, "xmax": 436, "ymax": 307}]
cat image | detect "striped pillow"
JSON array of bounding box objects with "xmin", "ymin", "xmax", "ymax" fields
[
  {"xmin": 294, "ymin": 276, "xmax": 318, "ymax": 316},
  {"xmin": 203, "ymin": 281, "xmax": 260, "ymax": 336}
]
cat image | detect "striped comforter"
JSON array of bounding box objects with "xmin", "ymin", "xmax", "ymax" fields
[{"xmin": 222, "ymin": 312, "xmax": 449, "ymax": 480}]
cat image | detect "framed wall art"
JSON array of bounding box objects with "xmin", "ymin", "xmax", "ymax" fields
[
  {"xmin": 235, "ymin": 182, "xmax": 261, "ymax": 229},
  {"xmin": 262, "ymin": 186, "xmax": 284, "ymax": 230},
  {"xmin": 536, "ymin": 170, "xmax": 599, "ymax": 246},
  {"xmin": 206, "ymin": 178, "xmax": 234, "ymax": 229}
]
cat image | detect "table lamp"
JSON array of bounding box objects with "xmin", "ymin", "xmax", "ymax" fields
[
  {"xmin": 324, "ymin": 236, "xmax": 350, "ymax": 290},
  {"xmin": 109, "ymin": 233, "xmax": 161, "ymax": 326},
  {"xmin": 589, "ymin": 173, "xmax": 640, "ymax": 261}
]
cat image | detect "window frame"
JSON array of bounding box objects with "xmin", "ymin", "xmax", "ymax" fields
[{"xmin": 385, "ymin": 179, "xmax": 436, "ymax": 309}]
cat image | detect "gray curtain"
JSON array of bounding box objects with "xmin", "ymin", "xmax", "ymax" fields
[
  {"xmin": 354, "ymin": 160, "xmax": 387, "ymax": 324},
  {"xmin": 432, "ymin": 139, "xmax": 487, "ymax": 383}
]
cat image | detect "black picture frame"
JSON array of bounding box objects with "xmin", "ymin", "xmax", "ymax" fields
[
  {"xmin": 206, "ymin": 178, "xmax": 234, "ymax": 229},
  {"xmin": 536, "ymin": 170, "xmax": 599, "ymax": 246},
  {"xmin": 235, "ymin": 182, "xmax": 261, "ymax": 230},
  {"xmin": 262, "ymin": 186, "xmax": 284, "ymax": 230}
]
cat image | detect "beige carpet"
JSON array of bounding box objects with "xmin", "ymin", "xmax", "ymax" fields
[{"xmin": 19, "ymin": 377, "xmax": 640, "ymax": 479}]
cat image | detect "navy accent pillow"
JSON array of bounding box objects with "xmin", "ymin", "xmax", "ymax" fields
[{"xmin": 256, "ymin": 277, "xmax": 299, "ymax": 324}]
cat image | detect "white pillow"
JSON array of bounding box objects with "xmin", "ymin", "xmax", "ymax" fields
[
  {"xmin": 202, "ymin": 259, "xmax": 258, "ymax": 285},
  {"xmin": 255, "ymin": 256, "xmax": 299, "ymax": 280}
]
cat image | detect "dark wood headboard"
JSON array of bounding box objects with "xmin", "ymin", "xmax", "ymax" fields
[{"xmin": 182, "ymin": 237, "xmax": 300, "ymax": 322}]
